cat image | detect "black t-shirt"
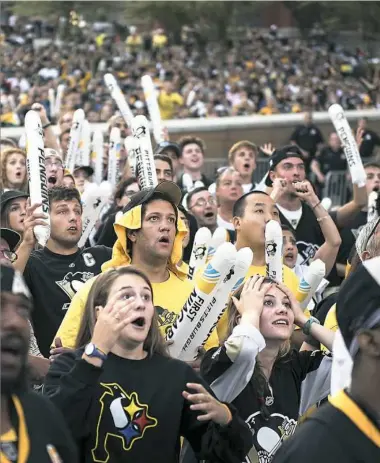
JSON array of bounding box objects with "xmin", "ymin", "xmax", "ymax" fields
[
  {"xmin": 330, "ymin": 210, "xmax": 367, "ymax": 264},
  {"xmin": 279, "ymin": 203, "xmax": 324, "ymax": 266},
  {"xmin": 24, "ymin": 245, "xmax": 111, "ymax": 357},
  {"xmin": 315, "ymin": 146, "xmax": 347, "ymax": 174},
  {"xmin": 44, "ymin": 350, "xmax": 252, "ymax": 463},
  {"xmin": 358, "ymin": 129, "xmax": 380, "ymax": 158},
  {"xmin": 202, "ymin": 347, "xmax": 328, "ymax": 463},
  {"xmin": 273, "ymin": 391, "xmax": 380, "ymax": 463},
  {"xmin": 290, "ymin": 124, "xmax": 324, "ymax": 157}
]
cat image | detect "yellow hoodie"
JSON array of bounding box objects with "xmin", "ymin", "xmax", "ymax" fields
[{"xmin": 54, "ymin": 205, "xmax": 218, "ymax": 350}]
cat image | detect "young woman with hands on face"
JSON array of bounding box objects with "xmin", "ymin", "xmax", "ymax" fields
[
  {"xmin": 200, "ymin": 275, "xmax": 335, "ymax": 463},
  {"xmin": 43, "ymin": 266, "xmax": 252, "ymax": 463}
]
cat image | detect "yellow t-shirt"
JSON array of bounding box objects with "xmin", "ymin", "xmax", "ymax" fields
[
  {"xmin": 217, "ymin": 264, "xmax": 300, "ymax": 340},
  {"xmin": 54, "ymin": 270, "xmax": 218, "ymax": 351},
  {"xmin": 158, "ymin": 91, "xmax": 184, "ymax": 120},
  {"xmin": 152, "ymin": 33, "xmax": 168, "ymax": 48}
]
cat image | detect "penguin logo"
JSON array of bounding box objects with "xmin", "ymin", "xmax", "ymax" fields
[{"xmin": 266, "ymin": 242, "xmax": 277, "ymax": 256}]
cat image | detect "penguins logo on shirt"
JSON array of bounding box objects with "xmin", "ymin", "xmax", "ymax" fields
[
  {"xmin": 155, "ymin": 306, "xmax": 177, "ymax": 335},
  {"xmin": 92, "ymin": 383, "xmax": 157, "ymax": 462},
  {"xmin": 244, "ymin": 411, "xmax": 297, "ymax": 463},
  {"xmin": 296, "ymin": 241, "xmax": 320, "ymax": 266},
  {"xmin": 56, "ymin": 271, "xmax": 94, "ymax": 310}
]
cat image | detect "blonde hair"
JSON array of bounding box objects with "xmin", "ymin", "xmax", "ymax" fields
[
  {"xmin": 0, "ymin": 148, "xmax": 28, "ymax": 191},
  {"xmin": 75, "ymin": 266, "xmax": 168, "ymax": 358},
  {"xmin": 228, "ymin": 140, "xmax": 258, "ymax": 164}
]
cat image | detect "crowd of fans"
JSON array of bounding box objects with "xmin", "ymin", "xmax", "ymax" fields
[
  {"xmin": 1, "ymin": 14, "xmax": 380, "ymax": 127},
  {"xmin": 1, "ymin": 11, "xmax": 380, "ymax": 463}
]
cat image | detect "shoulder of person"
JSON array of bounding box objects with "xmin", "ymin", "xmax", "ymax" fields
[{"xmin": 81, "ymin": 245, "xmax": 112, "ymax": 259}]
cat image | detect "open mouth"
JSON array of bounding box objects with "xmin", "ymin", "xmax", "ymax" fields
[
  {"xmin": 204, "ymin": 212, "xmax": 215, "ymax": 219},
  {"xmin": 158, "ymin": 236, "xmax": 170, "ymax": 244},
  {"xmin": 284, "ymin": 252, "xmax": 294, "ymax": 260},
  {"xmin": 15, "ymin": 172, "xmax": 22, "ymax": 178},
  {"xmin": 1, "ymin": 337, "xmax": 24, "ymax": 362},
  {"xmin": 132, "ymin": 317, "xmax": 145, "ymax": 328},
  {"xmin": 48, "ymin": 175, "xmax": 57, "ymax": 185},
  {"xmin": 272, "ymin": 319, "xmax": 289, "ymax": 326},
  {"xmin": 67, "ymin": 226, "xmax": 78, "ymax": 232},
  {"xmin": 243, "ymin": 163, "xmax": 250, "ymax": 170}
]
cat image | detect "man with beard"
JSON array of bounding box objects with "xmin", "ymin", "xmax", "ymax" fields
[
  {"xmin": 18, "ymin": 187, "xmax": 111, "ymax": 357},
  {"xmin": 0, "ymin": 265, "xmax": 78, "ymax": 462}
]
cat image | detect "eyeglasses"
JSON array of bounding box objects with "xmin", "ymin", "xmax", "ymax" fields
[
  {"xmin": 45, "ymin": 160, "xmax": 63, "ymax": 168},
  {"xmin": 190, "ymin": 197, "xmax": 217, "ymax": 208},
  {"xmin": 0, "ymin": 249, "xmax": 18, "ymax": 263},
  {"xmin": 122, "ymin": 190, "xmax": 138, "ymax": 198}
]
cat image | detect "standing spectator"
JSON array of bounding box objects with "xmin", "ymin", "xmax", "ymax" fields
[
  {"xmin": 158, "ymin": 78, "xmax": 184, "ymax": 120},
  {"xmin": 273, "ymin": 257, "xmax": 380, "ymax": 463},
  {"xmin": 0, "ymin": 148, "xmax": 27, "ymax": 192},
  {"xmin": 228, "ymin": 141, "xmax": 258, "ymax": 193},
  {"xmin": 155, "ymin": 141, "xmax": 181, "ymax": 182},
  {"xmin": 357, "ymin": 117, "xmax": 380, "ymax": 159},
  {"xmin": 0, "ymin": 190, "xmax": 29, "ymax": 236},
  {"xmin": 0, "ymin": 265, "xmax": 78, "ymax": 462},
  {"xmin": 311, "ymin": 132, "xmax": 347, "ymax": 192},
  {"xmin": 20, "ymin": 187, "xmax": 111, "ymax": 357},
  {"xmin": 215, "ymin": 167, "xmax": 244, "ymax": 231},
  {"xmin": 154, "ymin": 154, "xmax": 174, "ymax": 183},
  {"xmin": 177, "ymin": 136, "xmax": 212, "ymax": 190},
  {"xmin": 43, "ymin": 266, "xmax": 252, "ymax": 463},
  {"xmin": 290, "ymin": 112, "xmax": 324, "ymax": 171},
  {"xmin": 45, "ymin": 148, "xmax": 65, "ymax": 189},
  {"xmin": 267, "ymin": 146, "xmax": 325, "ymax": 267},
  {"xmin": 186, "ymin": 187, "xmax": 218, "ymax": 235}
]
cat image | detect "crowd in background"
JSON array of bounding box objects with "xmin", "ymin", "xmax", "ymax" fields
[
  {"xmin": 1, "ymin": 11, "xmax": 380, "ymax": 463},
  {"xmin": 1, "ymin": 13, "xmax": 380, "ymax": 127}
]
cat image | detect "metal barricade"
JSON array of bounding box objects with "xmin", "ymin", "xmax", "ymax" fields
[{"xmin": 322, "ymin": 171, "xmax": 347, "ymax": 207}]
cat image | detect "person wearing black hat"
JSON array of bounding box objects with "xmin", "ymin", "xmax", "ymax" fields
[
  {"xmin": 0, "ymin": 265, "xmax": 78, "ymax": 462},
  {"xmin": 0, "ymin": 228, "xmax": 21, "ymax": 264},
  {"xmin": 273, "ymin": 257, "xmax": 380, "ymax": 463},
  {"xmin": 53, "ymin": 180, "xmax": 218, "ymax": 361},
  {"xmin": 73, "ymin": 165, "xmax": 94, "ymax": 194},
  {"xmin": 267, "ymin": 145, "xmax": 338, "ymax": 273},
  {"xmin": 19, "ymin": 187, "xmax": 111, "ymax": 358},
  {"xmin": 155, "ymin": 140, "xmax": 181, "ymax": 181},
  {"xmin": 0, "ymin": 190, "xmax": 29, "ymax": 236}
]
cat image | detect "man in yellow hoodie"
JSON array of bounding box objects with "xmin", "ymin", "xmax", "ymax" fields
[{"xmin": 52, "ymin": 181, "xmax": 218, "ymax": 356}]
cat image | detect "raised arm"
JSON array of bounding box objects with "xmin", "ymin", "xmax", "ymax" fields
[{"xmin": 293, "ymin": 181, "xmax": 341, "ymax": 276}]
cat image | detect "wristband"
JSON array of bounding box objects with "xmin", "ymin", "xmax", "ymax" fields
[
  {"xmin": 42, "ymin": 122, "xmax": 52, "ymax": 129},
  {"xmin": 302, "ymin": 316, "xmax": 320, "ymax": 335},
  {"xmin": 312, "ymin": 201, "xmax": 321, "ymax": 209}
]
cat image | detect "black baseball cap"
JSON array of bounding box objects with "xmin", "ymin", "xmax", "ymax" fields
[
  {"xmin": 123, "ymin": 181, "xmax": 182, "ymax": 214},
  {"xmin": 1, "ymin": 228, "xmax": 21, "ymax": 252},
  {"xmin": 0, "ymin": 190, "xmax": 29, "ymax": 214},
  {"xmin": 265, "ymin": 145, "xmax": 305, "ymax": 186},
  {"xmin": 1, "ymin": 265, "xmax": 31, "ymax": 300},
  {"xmin": 336, "ymin": 257, "xmax": 380, "ymax": 355},
  {"xmin": 73, "ymin": 165, "xmax": 94, "ymax": 177},
  {"xmin": 155, "ymin": 141, "xmax": 181, "ymax": 159}
]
